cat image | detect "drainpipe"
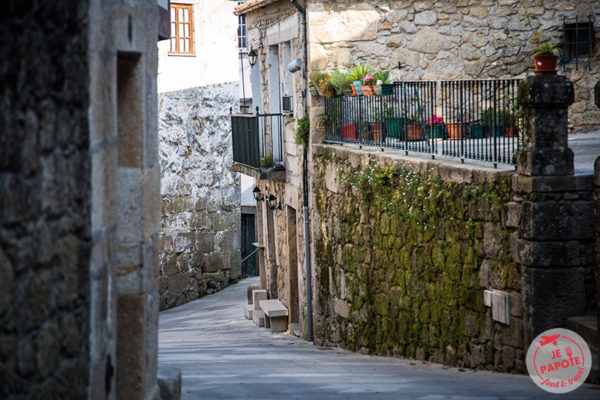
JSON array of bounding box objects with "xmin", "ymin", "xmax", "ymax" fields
[{"xmin": 290, "ymin": 0, "xmax": 313, "ymax": 342}]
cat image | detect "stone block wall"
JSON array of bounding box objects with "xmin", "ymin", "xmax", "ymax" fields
[
  {"xmin": 311, "ymin": 141, "xmax": 597, "ymax": 372},
  {"xmin": 307, "ymin": 0, "xmax": 600, "ymax": 132},
  {"xmin": 158, "ymin": 83, "xmax": 241, "ymax": 309},
  {"xmin": 312, "ymin": 145, "xmax": 523, "ymax": 371},
  {"xmin": 0, "ymin": 2, "xmax": 91, "ymax": 397}
]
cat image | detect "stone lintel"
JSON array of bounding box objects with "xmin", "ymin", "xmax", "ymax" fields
[
  {"xmin": 230, "ymin": 163, "xmax": 286, "ymax": 181},
  {"xmin": 512, "ymin": 174, "xmax": 594, "ymax": 193}
]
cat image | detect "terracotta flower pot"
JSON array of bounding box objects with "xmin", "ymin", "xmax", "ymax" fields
[
  {"xmin": 361, "ymin": 85, "xmax": 375, "ymax": 96},
  {"xmin": 446, "ymin": 122, "xmax": 465, "ymax": 140},
  {"xmin": 533, "ymin": 54, "xmax": 559, "ymax": 75},
  {"xmin": 406, "ymin": 125, "xmax": 423, "ymax": 141},
  {"xmin": 370, "ymin": 122, "xmax": 384, "ymax": 142}
]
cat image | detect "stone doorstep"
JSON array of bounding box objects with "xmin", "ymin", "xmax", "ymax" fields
[
  {"xmin": 244, "ymin": 304, "xmax": 253, "ymax": 320},
  {"xmin": 252, "ymin": 309, "xmax": 265, "ymax": 327},
  {"xmin": 566, "ymin": 315, "xmax": 599, "ymax": 384},
  {"xmin": 259, "ymin": 299, "xmax": 289, "ymax": 318}
]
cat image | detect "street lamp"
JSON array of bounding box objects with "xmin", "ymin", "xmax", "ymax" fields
[
  {"xmin": 252, "ymin": 186, "xmax": 263, "ymax": 201},
  {"xmin": 247, "ymin": 48, "xmax": 257, "ymax": 66},
  {"xmin": 267, "ymin": 194, "xmax": 280, "ymax": 210}
]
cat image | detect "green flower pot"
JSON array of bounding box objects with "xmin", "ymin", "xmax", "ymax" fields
[
  {"xmin": 384, "ymin": 118, "xmax": 405, "ymax": 139},
  {"xmin": 428, "ymin": 124, "xmax": 444, "ymax": 138}
]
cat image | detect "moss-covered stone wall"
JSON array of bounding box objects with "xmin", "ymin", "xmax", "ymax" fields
[{"xmin": 312, "ymin": 145, "xmax": 525, "ymax": 371}]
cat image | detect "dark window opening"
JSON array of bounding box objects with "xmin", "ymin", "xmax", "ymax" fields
[{"xmin": 561, "ymin": 18, "xmax": 596, "ymax": 65}]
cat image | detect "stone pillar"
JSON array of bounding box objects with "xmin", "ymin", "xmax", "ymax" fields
[
  {"xmin": 516, "ymin": 75, "xmax": 574, "ymax": 176},
  {"xmin": 515, "ymin": 75, "xmax": 594, "ymax": 343}
]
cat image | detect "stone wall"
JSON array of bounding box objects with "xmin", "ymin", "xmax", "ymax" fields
[
  {"xmin": 0, "ymin": 2, "xmax": 91, "ymax": 397},
  {"xmin": 309, "ymin": 76, "xmax": 598, "ymax": 372},
  {"xmin": 307, "ymin": 0, "xmax": 600, "ymax": 132},
  {"xmin": 159, "ymin": 82, "xmax": 242, "ymax": 309},
  {"xmin": 312, "ymin": 146, "xmax": 525, "ymax": 371}
]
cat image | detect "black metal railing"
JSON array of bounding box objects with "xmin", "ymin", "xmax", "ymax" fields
[
  {"xmin": 561, "ymin": 14, "xmax": 597, "ymax": 71},
  {"xmin": 324, "ymin": 79, "xmax": 522, "ymax": 167},
  {"xmin": 231, "ymin": 107, "xmax": 284, "ymax": 170}
]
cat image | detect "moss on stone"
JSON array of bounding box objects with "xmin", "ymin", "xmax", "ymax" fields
[{"xmin": 314, "ymin": 155, "xmax": 517, "ymax": 368}]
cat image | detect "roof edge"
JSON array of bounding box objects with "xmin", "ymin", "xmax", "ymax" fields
[{"xmin": 234, "ymin": 0, "xmax": 282, "ymax": 16}]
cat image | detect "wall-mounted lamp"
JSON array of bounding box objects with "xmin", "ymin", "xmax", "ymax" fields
[
  {"xmin": 252, "ymin": 186, "xmax": 263, "ymax": 201},
  {"xmin": 267, "ymin": 194, "xmax": 280, "ymax": 210},
  {"xmin": 247, "ymin": 49, "xmax": 257, "ymax": 66}
]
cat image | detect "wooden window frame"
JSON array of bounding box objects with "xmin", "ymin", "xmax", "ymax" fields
[{"xmin": 169, "ymin": 3, "xmax": 195, "ymax": 56}]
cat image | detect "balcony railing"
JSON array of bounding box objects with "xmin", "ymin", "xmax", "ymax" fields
[
  {"xmin": 324, "ymin": 79, "xmax": 522, "ymax": 167},
  {"xmin": 231, "ymin": 107, "xmax": 284, "ymax": 171}
]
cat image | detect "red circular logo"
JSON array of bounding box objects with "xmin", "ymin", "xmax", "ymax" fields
[{"xmin": 526, "ymin": 328, "xmax": 592, "ymax": 393}]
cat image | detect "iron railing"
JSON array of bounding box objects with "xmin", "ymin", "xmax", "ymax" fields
[
  {"xmin": 561, "ymin": 14, "xmax": 596, "ymax": 71},
  {"xmin": 324, "ymin": 79, "xmax": 522, "ymax": 167},
  {"xmin": 231, "ymin": 107, "xmax": 284, "ymax": 170}
]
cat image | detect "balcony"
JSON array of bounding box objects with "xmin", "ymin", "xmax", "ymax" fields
[
  {"xmin": 324, "ymin": 79, "xmax": 522, "ymax": 168},
  {"xmin": 231, "ymin": 108, "xmax": 285, "ymax": 180}
]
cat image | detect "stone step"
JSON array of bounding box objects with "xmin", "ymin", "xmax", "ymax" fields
[
  {"xmin": 252, "ymin": 309, "xmax": 265, "ymax": 327},
  {"xmin": 243, "ymin": 304, "xmax": 253, "ymax": 320},
  {"xmin": 566, "ymin": 314, "xmax": 599, "ymax": 384},
  {"xmin": 567, "ymin": 315, "xmax": 598, "ymax": 353}
]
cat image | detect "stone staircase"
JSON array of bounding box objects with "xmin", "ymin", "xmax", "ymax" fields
[{"xmin": 567, "ymin": 314, "xmax": 599, "ymax": 384}]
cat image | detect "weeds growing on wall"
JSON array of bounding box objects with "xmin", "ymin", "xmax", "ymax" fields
[{"xmin": 314, "ymin": 154, "xmax": 517, "ymax": 367}]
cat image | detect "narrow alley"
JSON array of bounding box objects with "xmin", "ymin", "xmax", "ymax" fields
[{"xmin": 158, "ymin": 278, "xmax": 599, "ymax": 400}]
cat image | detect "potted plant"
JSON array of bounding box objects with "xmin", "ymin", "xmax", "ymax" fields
[
  {"xmin": 533, "ymin": 42, "xmax": 559, "ymax": 75},
  {"xmin": 446, "ymin": 119, "xmax": 466, "ymax": 140},
  {"xmin": 349, "ymin": 64, "xmax": 372, "ymax": 97},
  {"xmin": 360, "ymin": 74, "xmax": 376, "ymax": 96},
  {"xmin": 479, "ymin": 108, "xmax": 505, "ymax": 137},
  {"xmin": 342, "ymin": 120, "xmax": 358, "ymax": 140},
  {"xmin": 425, "ymin": 114, "xmax": 444, "ymax": 139},
  {"xmin": 308, "ymin": 71, "xmax": 332, "ymax": 97},
  {"xmin": 330, "ymin": 71, "xmax": 353, "ymax": 96},
  {"xmin": 373, "ymin": 70, "xmax": 394, "ymax": 96},
  {"xmin": 521, "ymin": 12, "xmax": 559, "ymax": 75},
  {"xmin": 405, "ymin": 112, "xmax": 423, "ymax": 141},
  {"xmin": 382, "ymin": 104, "xmax": 404, "ymax": 139}
]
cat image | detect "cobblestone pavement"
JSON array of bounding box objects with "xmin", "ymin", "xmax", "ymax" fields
[{"xmin": 158, "ymin": 277, "xmax": 600, "ymax": 400}]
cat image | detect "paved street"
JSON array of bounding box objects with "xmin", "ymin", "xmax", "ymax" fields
[{"xmin": 158, "ymin": 278, "xmax": 600, "ymax": 400}]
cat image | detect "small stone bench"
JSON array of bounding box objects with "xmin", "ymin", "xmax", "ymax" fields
[{"xmin": 259, "ymin": 299, "xmax": 288, "ymax": 333}]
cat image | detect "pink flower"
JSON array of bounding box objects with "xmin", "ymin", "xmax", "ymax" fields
[{"xmin": 426, "ymin": 114, "xmax": 444, "ymax": 125}]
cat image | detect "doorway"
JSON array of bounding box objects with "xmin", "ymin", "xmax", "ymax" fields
[{"xmin": 286, "ymin": 206, "xmax": 299, "ymax": 327}]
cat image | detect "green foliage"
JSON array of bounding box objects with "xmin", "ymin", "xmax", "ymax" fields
[
  {"xmin": 308, "ymin": 71, "xmax": 329, "ymax": 88},
  {"xmin": 260, "ymin": 154, "xmax": 273, "ymax": 168},
  {"xmin": 294, "ymin": 114, "xmax": 310, "ymax": 145},
  {"xmin": 314, "ymin": 155, "xmax": 517, "ymax": 365},
  {"xmin": 349, "ymin": 64, "xmax": 373, "ymax": 81},
  {"xmin": 330, "ymin": 71, "xmax": 352, "ymax": 94},
  {"xmin": 535, "ymin": 42, "xmax": 557, "ymax": 55},
  {"xmin": 374, "ymin": 70, "xmax": 391, "ymax": 84}
]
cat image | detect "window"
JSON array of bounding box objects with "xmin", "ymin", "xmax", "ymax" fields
[
  {"xmin": 238, "ymin": 14, "xmax": 248, "ymax": 50},
  {"xmin": 237, "ymin": 2, "xmax": 248, "ymax": 50},
  {"xmin": 562, "ymin": 18, "xmax": 596, "ymax": 63},
  {"xmin": 169, "ymin": 3, "xmax": 194, "ymax": 55}
]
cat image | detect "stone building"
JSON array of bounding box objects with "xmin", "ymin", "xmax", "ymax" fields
[
  {"xmin": 233, "ymin": 0, "xmax": 600, "ymax": 375},
  {"xmin": 0, "ymin": 1, "xmax": 180, "ymax": 399},
  {"xmin": 157, "ymin": 0, "xmax": 244, "ymax": 309}
]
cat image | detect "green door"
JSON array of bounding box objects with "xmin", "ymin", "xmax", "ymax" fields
[{"xmin": 241, "ymin": 213, "xmax": 257, "ymax": 277}]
